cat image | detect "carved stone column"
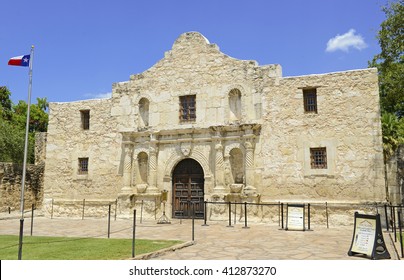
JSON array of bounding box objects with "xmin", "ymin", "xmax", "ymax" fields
[
  {"xmin": 244, "ymin": 138, "xmax": 257, "ymax": 195},
  {"xmin": 120, "ymin": 142, "xmax": 134, "ymax": 195},
  {"xmin": 147, "ymin": 135, "xmax": 159, "ymax": 194},
  {"xmin": 213, "ymin": 142, "xmax": 226, "ymax": 194}
]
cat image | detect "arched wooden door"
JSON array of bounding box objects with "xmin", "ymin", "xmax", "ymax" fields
[{"xmin": 172, "ymin": 158, "xmax": 204, "ymax": 219}]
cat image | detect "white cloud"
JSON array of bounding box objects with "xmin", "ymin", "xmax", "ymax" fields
[
  {"xmin": 326, "ymin": 29, "xmax": 368, "ymax": 52},
  {"xmin": 84, "ymin": 92, "xmax": 112, "ymax": 99}
]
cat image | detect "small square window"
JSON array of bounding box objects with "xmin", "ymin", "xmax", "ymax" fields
[
  {"xmin": 80, "ymin": 110, "xmax": 90, "ymax": 130},
  {"xmin": 303, "ymin": 88, "xmax": 317, "ymax": 113},
  {"xmin": 78, "ymin": 158, "xmax": 89, "ymax": 174},
  {"xmin": 310, "ymin": 148, "xmax": 327, "ymax": 169},
  {"xmin": 179, "ymin": 95, "xmax": 196, "ymax": 122}
]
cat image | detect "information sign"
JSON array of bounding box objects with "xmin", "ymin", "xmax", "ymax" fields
[
  {"xmin": 348, "ymin": 212, "xmax": 390, "ymax": 260},
  {"xmin": 286, "ymin": 204, "xmax": 305, "ymax": 231}
]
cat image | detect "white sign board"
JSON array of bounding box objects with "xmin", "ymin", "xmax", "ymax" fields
[{"xmin": 286, "ymin": 204, "xmax": 305, "ymax": 231}]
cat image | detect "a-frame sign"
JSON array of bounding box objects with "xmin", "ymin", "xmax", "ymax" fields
[{"xmin": 348, "ymin": 212, "xmax": 390, "ymax": 260}]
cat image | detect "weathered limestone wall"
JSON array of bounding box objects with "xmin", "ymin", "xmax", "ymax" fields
[
  {"xmin": 260, "ymin": 69, "xmax": 385, "ymax": 204},
  {"xmin": 42, "ymin": 98, "xmax": 123, "ymax": 215},
  {"xmin": 0, "ymin": 132, "xmax": 47, "ymax": 211}
]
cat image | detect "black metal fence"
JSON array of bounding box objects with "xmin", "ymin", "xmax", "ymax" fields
[{"xmin": 2, "ymin": 200, "xmax": 403, "ymax": 259}]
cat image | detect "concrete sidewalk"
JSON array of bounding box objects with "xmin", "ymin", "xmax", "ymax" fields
[{"xmin": 0, "ymin": 213, "xmax": 401, "ymax": 260}]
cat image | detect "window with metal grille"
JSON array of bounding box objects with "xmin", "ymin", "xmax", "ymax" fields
[
  {"xmin": 80, "ymin": 110, "xmax": 90, "ymax": 130},
  {"xmin": 78, "ymin": 158, "xmax": 89, "ymax": 174},
  {"xmin": 303, "ymin": 88, "xmax": 317, "ymax": 113},
  {"xmin": 179, "ymin": 95, "xmax": 196, "ymax": 122},
  {"xmin": 310, "ymin": 148, "xmax": 327, "ymax": 169}
]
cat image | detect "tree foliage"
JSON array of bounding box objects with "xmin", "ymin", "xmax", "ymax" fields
[
  {"xmin": 370, "ymin": 0, "xmax": 404, "ymax": 160},
  {"xmin": 0, "ymin": 86, "xmax": 48, "ymax": 164},
  {"xmin": 370, "ymin": 0, "xmax": 403, "ymax": 117}
]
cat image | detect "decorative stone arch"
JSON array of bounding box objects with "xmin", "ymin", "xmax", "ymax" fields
[
  {"xmin": 134, "ymin": 93, "xmax": 153, "ymax": 105},
  {"xmin": 133, "ymin": 147, "xmax": 149, "ymax": 157},
  {"xmin": 164, "ymin": 148, "xmax": 212, "ymax": 179},
  {"xmin": 224, "ymin": 142, "xmax": 245, "ymax": 157}
]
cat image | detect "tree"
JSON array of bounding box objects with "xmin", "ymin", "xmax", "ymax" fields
[
  {"xmin": 0, "ymin": 86, "xmax": 48, "ymax": 164},
  {"xmin": 370, "ymin": 0, "xmax": 404, "ymax": 117},
  {"xmin": 381, "ymin": 113, "xmax": 404, "ymax": 160},
  {"xmin": 370, "ymin": 1, "xmax": 404, "ymax": 160},
  {"xmin": 0, "ymin": 86, "xmax": 13, "ymax": 121}
]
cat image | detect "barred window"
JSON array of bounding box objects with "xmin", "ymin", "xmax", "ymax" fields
[
  {"xmin": 179, "ymin": 95, "xmax": 196, "ymax": 122},
  {"xmin": 80, "ymin": 110, "xmax": 90, "ymax": 130},
  {"xmin": 78, "ymin": 158, "xmax": 89, "ymax": 174},
  {"xmin": 310, "ymin": 148, "xmax": 327, "ymax": 169},
  {"xmin": 303, "ymin": 88, "xmax": 317, "ymax": 113}
]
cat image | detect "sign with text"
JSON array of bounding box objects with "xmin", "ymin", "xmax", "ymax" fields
[
  {"xmin": 348, "ymin": 212, "xmax": 390, "ymax": 260},
  {"xmin": 286, "ymin": 204, "xmax": 305, "ymax": 231}
]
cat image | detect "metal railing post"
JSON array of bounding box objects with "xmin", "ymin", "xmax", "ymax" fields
[
  {"xmin": 107, "ymin": 204, "xmax": 111, "ymax": 238},
  {"xmin": 30, "ymin": 204, "xmax": 34, "ymax": 236},
  {"xmin": 227, "ymin": 201, "xmax": 233, "ymax": 227},
  {"xmin": 243, "ymin": 202, "xmax": 249, "ymax": 229},
  {"xmin": 132, "ymin": 209, "xmax": 136, "ymax": 258}
]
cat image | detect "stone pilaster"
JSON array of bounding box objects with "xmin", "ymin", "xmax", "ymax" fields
[
  {"xmin": 147, "ymin": 135, "xmax": 159, "ymax": 194},
  {"xmin": 244, "ymin": 137, "xmax": 257, "ymax": 195},
  {"xmin": 120, "ymin": 142, "xmax": 134, "ymax": 195},
  {"xmin": 213, "ymin": 142, "xmax": 226, "ymax": 194}
]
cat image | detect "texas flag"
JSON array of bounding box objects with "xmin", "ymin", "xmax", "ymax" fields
[{"xmin": 8, "ymin": 54, "xmax": 30, "ymax": 67}]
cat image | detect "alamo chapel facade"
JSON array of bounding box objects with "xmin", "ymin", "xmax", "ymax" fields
[{"xmin": 42, "ymin": 32, "xmax": 386, "ymax": 222}]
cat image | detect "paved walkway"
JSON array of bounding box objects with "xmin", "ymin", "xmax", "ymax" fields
[{"xmin": 0, "ymin": 213, "xmax": 401, "ymax": 260}]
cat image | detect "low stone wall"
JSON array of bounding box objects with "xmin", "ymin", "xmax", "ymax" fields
[{"xmin": 0, "ymin": 162, "xmax": 44, "ymax": 212}]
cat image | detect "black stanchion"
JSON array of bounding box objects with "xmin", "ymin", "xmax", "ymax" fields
[
  {"xmin": 132, "ymin": 209, "xmax": 136, "ymax": 258},
  {"xmin": 227, "ymin": 201, "xmax": 233, "ymax": 227},
  {"xmin": 114, "ymin": 199, "xmax": 117, "ymax": 221},
  {"xmin": 234, "ymin": 201, "xmax": 237, "ymax": 225},
  {"xmin": 278, "ymin": 201, "xmax": 280, "ymax": 227},
  {"xmin": 281, "ymin": 203, "xmax": 284, "ymax": 229},
  {"xmin": 18, "ymin": 218, "xmax": 24, "ymax": 260},
  {"xmin": 393, "ymin": 206, "xmax": 397, "ymax": 242},
  {"xmin": 243, "ymin": 202, "xmax": 249, "ymax": 229},
  {"xmin": 326, "ymin": 202, "xmax": 329, "ymax": 229},
  {"xmin": 30, "ymin": 204, "xmax": 34, "ymax": 236},
  {"xmin": 51, "ymin": 198, "xmax": 54, "ymax": 219},
  {"xmin": 202, "ymin": 200, "xmax": 209, "ymax": 226},
  {"xmin": 384, "ymin": 204, "xmax": 389, "ymax": 231},
  {"xmin": 192, "ymin": 202, "xmax": 195, "ymax": 241},
  {"xmin": 107, "ymin": 204, "xmax": 111, "ymax": 239},
  {"xmin": 140, "ymin": 200, "xmax": 144, "ymax": 224},
  {"xmin": 8, "ymin": 206, "xmax": 11, "ymax": 214},
  {"xmin": 308, "ymin": 203, "xmax": 311, "ymax": 230},
  {"xmin": 82, "ymin": 199, "xmax": 85, "ymax": 220},
  {"xmin": 397, "ymin": 210, "xmax": 403, "ymax": 258}
]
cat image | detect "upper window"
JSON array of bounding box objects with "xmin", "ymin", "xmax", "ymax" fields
[
  {"xmin": 179, "ymin": 95, "xmax": 196, "ymax": 122},
  {"xmin": 80, "ymin": 110, "xmax": 90, "ymax": 130},
  {"xmin": 78, "ymin": 157, "xmax": 89, "ymax": 174},
  {"xmin": 303, "ymin": 88, "xmax": 317, "ymax": 113},
  {"xmin": 310, "ymin": 147, "xmax": 327, "ymax": 169}
]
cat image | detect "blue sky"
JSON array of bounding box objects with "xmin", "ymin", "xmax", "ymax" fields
[{"xmin": 0, "ymin": 0, "xmax": 388, "ymax": 104}]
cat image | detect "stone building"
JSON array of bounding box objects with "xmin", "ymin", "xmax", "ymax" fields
[{"xmin": 42, "ymin": 32, "xmax": 386, "ymax": 221}]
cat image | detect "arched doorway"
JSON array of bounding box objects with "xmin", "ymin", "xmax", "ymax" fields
[{"xmin": 172, "ymin": 158, "xmax": 204, "ymax": 219}]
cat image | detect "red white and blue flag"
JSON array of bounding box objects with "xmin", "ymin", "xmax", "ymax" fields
[{"xmin": 8, "ymin": 54, "xmax": 30, "ymax": 67}]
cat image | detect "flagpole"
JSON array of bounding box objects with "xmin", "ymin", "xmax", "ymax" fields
[{"xmin": 18, "ymin": 45, "xmax": 34, "ymax": 260}]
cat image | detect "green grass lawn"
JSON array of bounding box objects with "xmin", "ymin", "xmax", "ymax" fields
[{"xmin": 0, "ymin": 235, "xmax": 182, "ymax": 260}]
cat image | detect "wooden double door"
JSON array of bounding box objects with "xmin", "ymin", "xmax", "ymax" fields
[{"xmin": 172, "ymin": 159, "xmax": 204, "ymax": 219}]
